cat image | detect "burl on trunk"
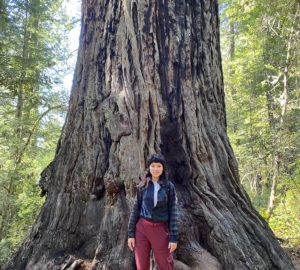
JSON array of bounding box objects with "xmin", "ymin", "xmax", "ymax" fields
[{"xmin": 5, "ymin": 0, "xmax": 295, "ymax": 270}]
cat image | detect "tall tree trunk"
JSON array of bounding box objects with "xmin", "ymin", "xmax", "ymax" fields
[
  {"xmin": 229, "ymin": 21, "xmax": 235, "ymax": 61},
  {"xmin": 266, "ymin": 151, "xmax": 279, "ymax": 220},
  {"xmin": 5, "ymin": 1, "xmax": 296, "ymax": 269},
  {"xmin": 266, "ymin": 2, "xmax": 299, "ymax": 220},
  {"xmin": 0, "ymin": 1, "xmax": 29, "ymax": 241}
]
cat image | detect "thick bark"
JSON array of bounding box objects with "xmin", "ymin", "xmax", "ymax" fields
[{"xmin": 5, "ymin": 0, "xmax": 296, "ymax": 269}]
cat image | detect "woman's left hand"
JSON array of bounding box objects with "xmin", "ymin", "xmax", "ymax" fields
[{"xmin": 168, "ymin": 242, "xmax": 177, "ymax": 252}]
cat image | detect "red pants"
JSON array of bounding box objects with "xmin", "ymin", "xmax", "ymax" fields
[{"xmin": 135, "ymin": 217, "xmax": 174, "ymax": 270}]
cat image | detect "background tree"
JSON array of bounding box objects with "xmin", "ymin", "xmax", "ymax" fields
[
  {"xmin": 4, "ymin": 0, "xmax": 297, "ymax": 269},
  {"xmin": 220, "ymin": 0, "xmax": 300, "ymax": 246},
  {"xmin": 0, "ymin": 0, "xmax": 76, "ymax": 264}
]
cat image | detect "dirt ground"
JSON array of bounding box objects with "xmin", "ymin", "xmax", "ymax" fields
[
  {"xmin": 284, "ymin": 247, "xmax": 300, "ymax": 270},
  {"xmin": 55, "ymin": 246, "xmax": 300, "ymax": 270}
]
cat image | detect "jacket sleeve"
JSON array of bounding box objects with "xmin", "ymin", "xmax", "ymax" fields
[
  {"xmin": 168, "ymin": 182, "xmax": 179, "ymax": 243},
  {"xmin": 128, "ymin": 188, "xmax": 141, "ymax": 238}
]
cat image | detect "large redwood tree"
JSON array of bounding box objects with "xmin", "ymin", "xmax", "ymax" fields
[{"xmin": 5, "ymin": 0, "xmax": 296, "ymax": 269}]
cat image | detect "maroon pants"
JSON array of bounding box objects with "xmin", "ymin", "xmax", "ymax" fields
[{"xmin": 135, "ymin": 217, "xmax": 174, "ymax": 270}]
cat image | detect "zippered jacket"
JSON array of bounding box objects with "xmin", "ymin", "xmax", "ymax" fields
[{"xmin": 128, "ymin": 178, "xmax": 179, "ymax": 243}]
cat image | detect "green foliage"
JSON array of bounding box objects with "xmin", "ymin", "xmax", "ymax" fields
[
  {"xmin": 0, "ymin": 0, "xmax": 77, "ymax": 265},
  {"xmin": 220, "ymin": 0, "xmax": 300, "ymax": 246},
  {"xmin": 268, "ymin": 186, "xmax": 300, "ymax": 246}
]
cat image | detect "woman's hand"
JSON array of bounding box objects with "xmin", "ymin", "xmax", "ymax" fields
[
  {"xmin": 128, "ymin": 238, "xmax": 135, "ymax": 251},
  {"xmin": 168, "ymin": 242, "xmax": 177, "ymax": 252}
]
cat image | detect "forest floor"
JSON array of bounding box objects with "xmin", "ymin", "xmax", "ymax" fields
[
  {"xmin": 284, "ymin": 246, "xmax": 300, "ymax": 269},
  {"xmin": 68, "ymin": 246, "xmax": 300, "ymax": 270}
]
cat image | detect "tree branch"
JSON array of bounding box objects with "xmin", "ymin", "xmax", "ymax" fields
[{"xmin": 16, "ymin": 105, "xmax": 64, "ymax": 164}]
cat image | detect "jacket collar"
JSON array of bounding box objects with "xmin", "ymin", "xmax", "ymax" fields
[{"xmin": 146, "ymin": 176, "xmax": 166, "ymax": 187}]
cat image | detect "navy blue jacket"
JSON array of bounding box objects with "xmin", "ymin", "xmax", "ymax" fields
[{"xmin": 128, "ymin": 178, "xmax": 179, "ymax": 243}]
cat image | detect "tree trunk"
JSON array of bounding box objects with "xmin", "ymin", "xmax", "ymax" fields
[
  {"xmin": 5, "ymin": 0, "xmax": 296, "ymax": 269},
  {"xmin": 266, "ymin": 151, "xmax": 279, "ymax": 220},
  {"xmin": 265, "ymin": 2, "xmax": 299, "ymax": 222}
]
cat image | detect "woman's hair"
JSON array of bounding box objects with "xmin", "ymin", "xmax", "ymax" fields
[{"xmin": 138, "ymin": 153, "xmax": 168, "ymax": 188}]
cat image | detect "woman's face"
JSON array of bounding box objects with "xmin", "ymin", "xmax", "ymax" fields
[{"xmin": 149, "ymin": 162, "xmax": 164, "ymax": 179}]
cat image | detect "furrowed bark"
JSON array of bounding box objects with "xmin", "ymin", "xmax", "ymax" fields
[{"xmin": 5, "ymin": 1, "xmax": 296, "ymax": 269}]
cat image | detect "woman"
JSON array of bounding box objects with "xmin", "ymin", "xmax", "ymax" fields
[{"xmin": 128, "ymin": 153, "xmax": 179, "ymax": 270}]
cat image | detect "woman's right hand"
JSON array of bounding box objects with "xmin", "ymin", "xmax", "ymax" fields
[{"xmin": 128, "ymin": 238, "xmax": 135, "ymax": 251}]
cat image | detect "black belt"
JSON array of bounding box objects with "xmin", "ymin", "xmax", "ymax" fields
[{"xmin": 140, "ymin": 216, "xmax": 168, "ymax": 224}]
